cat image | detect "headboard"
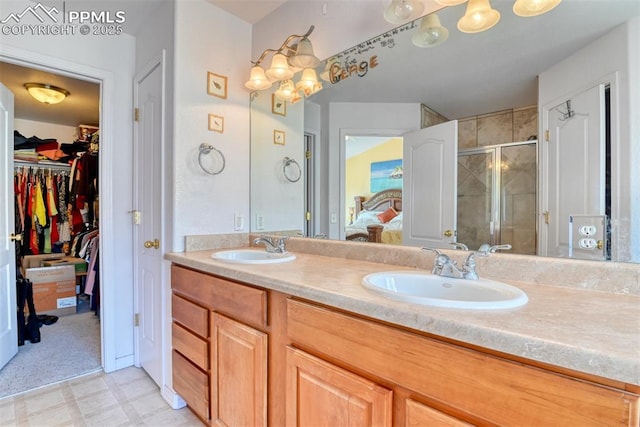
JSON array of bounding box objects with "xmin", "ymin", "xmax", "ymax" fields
[{"xmin": 354, "ymin": 188, "xmax": 402, "ymax": 216}]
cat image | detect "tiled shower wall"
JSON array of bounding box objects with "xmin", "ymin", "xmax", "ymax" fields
[
  {"xmin": 458, "ymin": 106, "xmax": 538, "ymax": 148},
  {"xmin": 456, "ymin": 106, "xmax": 538, "ymax": 255}
]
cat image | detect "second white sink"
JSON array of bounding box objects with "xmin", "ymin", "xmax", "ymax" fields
[
  {"xmin": 362, "ymin": 271, "xmax": 528, "ymax": 310},
  {"xmin": 211, "ymin": 249, "xmax": 296, "ymax": 264}
]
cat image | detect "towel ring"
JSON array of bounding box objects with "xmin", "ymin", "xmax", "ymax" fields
[
  {"xmin": 198, "ymin": 143, "xmax": 225, "ymax": 175},
  {"xmin": 282, "ymin": 157, "xmax": 301, "ymax": 183}
]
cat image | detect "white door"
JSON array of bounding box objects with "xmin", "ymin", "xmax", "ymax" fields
[
  {"xmin": 542, "ymin": 85, "xmax": 604, "ymax": 258},
  {"xmin": 133, "ymin": 57, "xmax": 164, "ymax": 386},
  {"xmin": 0, "ymin": 83, "xmax": 17, "ymax": 370},
  {"xmin": 403, "ymin": 121, "xmax": 458, "ymax": 248}
]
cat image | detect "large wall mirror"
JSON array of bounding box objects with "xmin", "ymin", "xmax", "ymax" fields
[{"xmin": 250, "ymin": 0, "xmax": 639, "ymax": 263}]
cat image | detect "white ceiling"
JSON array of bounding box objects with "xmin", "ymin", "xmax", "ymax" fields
[
  {"xmin": 308, "ymin": 0, "xmax": 640, "ymax": 119},
  {"xmin": 206, "ymin": 0, "xmax": 289, "ymax": 24},
  {"xmin": 0, "ymin": 61, "xmax": 100, "ymax": 127},
  {"xmin": 3, "ymin": 0, "xmax": 638, "ymax": 129}
]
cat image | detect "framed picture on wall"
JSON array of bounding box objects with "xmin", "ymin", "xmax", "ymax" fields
[
  {"xmin": 272, "ymin": 94, "xmax": 286, "ymax": 116},
  {"xmin": 207, "ymin": 72, "xmax": 227, "ymax": 99},
  {"xmin": 273, "ymin": 129, "xmax": 285, "ymax": 145},
  {"xmin": 208, "ymin": 114, "xmax": 224, "ymax": 133}
]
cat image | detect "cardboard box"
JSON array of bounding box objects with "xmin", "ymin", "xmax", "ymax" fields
[
  {"xmin": 25, "ymin": 265, "xmax": 77, "ymax": 316},
  {"xmin": 21, "ymin": 253, "xmax": 66, "ymax": 269},
  {"xmin": 42, "ymin": 256, "xmax": 88, "ymax": 274}
]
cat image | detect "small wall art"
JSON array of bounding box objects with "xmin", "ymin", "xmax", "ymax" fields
[
  {"xmin": 208, "ymin": 114, "xmax": 224, "ymax": 133},
  {"xmin": 273, "ymin": 129, "xmax": 285, "ymax": 145},
  {"xmin": 272, "ymin": 94, "xmax": 286, "ymax": 116},
  {"xmin": 207, "ymin": 72, "xmax": 228, "ymax": 99}
]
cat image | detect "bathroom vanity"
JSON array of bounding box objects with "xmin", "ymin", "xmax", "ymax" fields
[{"xmin": 166, "ymin": 245, "xmax": 639, "ymax": 426}]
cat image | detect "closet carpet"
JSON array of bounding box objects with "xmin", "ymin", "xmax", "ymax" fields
[{"xmin": 0, "ymin": 311, "xmax": 101, "ymax": 399}]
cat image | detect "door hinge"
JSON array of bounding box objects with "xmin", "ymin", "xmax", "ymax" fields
[
  {"xmin": 134, "ymin": 313, "xmax": 140, "ymax": 327},
  {"xmin": 306, "ymin": 211, "xmax": 311, "ymax": 221},
  {"xmin": 543, "ymin": 211, "xmax": 550, "ymax": 224},
  {"xmin": 134, "ymin": 108, "xmax": 140, "ymax": 122},
  {"xmin": 544, "ymin": 129, "xmax": 549, "ymax": 142},
  {"xmin": 305, "ymin": 150, "xmax": 312, "ymax": 160}
]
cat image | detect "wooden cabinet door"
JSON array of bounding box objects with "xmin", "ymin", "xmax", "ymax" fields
[
  {"xmin": 210, "ymin": 312, "xmax": 268, "ymax": 427},
  {"xmin": 286, "ymin": 346, "xmax": 392, "ymax": 427},
  {"xmin": 405, "ymin": 399, "xmax": 474, "ymax": 427}
]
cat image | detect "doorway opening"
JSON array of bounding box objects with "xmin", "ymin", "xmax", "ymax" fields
[{"xmin": 0, "ymin": 60, "xmax": 102, "ymax": 398}]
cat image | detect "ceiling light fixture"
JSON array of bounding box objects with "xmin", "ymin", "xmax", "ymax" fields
[
  {"xmin": 24, "ymin": 83, "xmax": 69, "ymax": 105},
  {"xmin": 245, "ymin": 25, "xmax": 321, "ymax": 93},
  {"xmin": 513, "ymin": 0, "xmax": 561, "ymax": 17},
  {"xmin": 457, "ymin": 0, "xmax": 501, "ymax": 33},
  {"xmin": 383, "ymin": 0, "xmax": 424, "ymax": 24},
  {"xmin": 412, "ymin": 13, "xmax": 449, "ymax": 48}
]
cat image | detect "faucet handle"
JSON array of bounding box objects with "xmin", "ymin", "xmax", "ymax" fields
[
  {"xmin": 421, "ymin": 247, "xmax": 442, "ymax": 255},
  {"xmin": 450, "ymin": 242, "xmax": 469, "ymax": 251},
  {"xmin": 476, "ymin": 243, "xmax": 512, "ymax": 256}
]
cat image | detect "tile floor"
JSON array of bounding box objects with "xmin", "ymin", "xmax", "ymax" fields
[{"xmin": 0, "ymin": 366, "xmax": 203, "ymax": 426}]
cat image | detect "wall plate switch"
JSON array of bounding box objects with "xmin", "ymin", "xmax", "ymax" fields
[
  {"xmin": 256, "ymin": 214, "xmax": 264, "ymax": 230},
  {"xmin": 330, "ymin": 213, "xmax": 337, "ymax": 224},
  {"xmin": 234, "ymin": 213, "xmax": 243, "ymax": 231}
]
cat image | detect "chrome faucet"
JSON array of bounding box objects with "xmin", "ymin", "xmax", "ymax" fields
[
  {"xmin": 476, "ymin": 243, "xmax": 512, "ymax": 256},
  {"xmin": 254, "ymin": 235, "xmax": 288, "ymax": 253},
  {"xmin": 450, "ymin": 242, "xmax": 469, "ymax": 251},
  {"xmin": 422, "ymin": 248, "xmax": 478, "ymax": 280}
]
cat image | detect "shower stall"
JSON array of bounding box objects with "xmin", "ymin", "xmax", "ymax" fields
[{"xmin": 457, "ymin": 141, "xmax": 537, "ymax": 255}]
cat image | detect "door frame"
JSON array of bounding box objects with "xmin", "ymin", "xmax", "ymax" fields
[{"xmin": 0, "ymin": 46, "xmax": 116, "ymax": 371}]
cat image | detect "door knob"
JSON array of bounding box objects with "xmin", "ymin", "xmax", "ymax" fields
[
  {"xmin": 443, "ymin": 229, "xmax": 453, "ymax": 237},
  {"xmin": 10, "ymin": 233, "xmax": 22, "ymax": 242},
  {"xmin": 144, "ymin": 239, "xmax": 160, "ymax": 250}
]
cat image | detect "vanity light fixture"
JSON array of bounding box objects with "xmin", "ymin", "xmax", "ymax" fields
[
  {"xmin": 245, "ymin": 25, "xmax": 321, "ymax": 92},
  {"xmin": 457, "ymin": 0, "xmax": 501, "ymax": 33},
  {"xmin": 24, "ymin": 83, "xmax": 69, "ymax": 105},
  {"xmin": 274, "ymin": 79, "xmax": 296, "ymax": 101},
  {"xmin": 383, "ymin": 0, "xmax": 424, "ymax": 24},
  {"xmin": 513, "ymin": 0, "xmax": 561, "ymax": 17},
  {"xmin": 296, "ymin": 68, "xmax": 322, "ymax": 96},
  {"xmin": 412, "ymin": 13, "xmax": 449, "ymax": 47}
]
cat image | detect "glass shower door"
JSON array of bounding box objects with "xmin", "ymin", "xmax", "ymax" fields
[
  {"xmin": 457, "ymin": 142, "xmax": 537, "ymax": 254},
  {"xmin": 457, "ymin": 149, "xmax": 496, "ymax": 251}
]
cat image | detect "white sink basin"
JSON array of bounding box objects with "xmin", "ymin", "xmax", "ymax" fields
[
  {"xmin": 362, "ymin": 271, "xmax": 528, "ymax": 310},
  {"xmin": 211, "ymin": 249, "xmax": 296, "ymax": 264}
]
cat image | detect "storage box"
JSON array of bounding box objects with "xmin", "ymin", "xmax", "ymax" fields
[
  {"xmin": 21, "ymin": 253, "xmax": 66, "ymax": 270},
  {"xmin": 25, "ymin": 265, "xmax": 77, "ymax": 316},
  {"xmin": 42, "ymin": 256, "xmax": 88, "ymax": 274}
]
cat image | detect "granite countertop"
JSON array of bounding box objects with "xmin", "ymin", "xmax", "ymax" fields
[{"xmin": 166, "ymin": 248, "xmax": 640, "ymax": 387}]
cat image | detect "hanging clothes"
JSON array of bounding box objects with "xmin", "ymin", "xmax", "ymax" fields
[{"xmin": 14, "ymin": 166, "xmax": 72, "ymax": 257}]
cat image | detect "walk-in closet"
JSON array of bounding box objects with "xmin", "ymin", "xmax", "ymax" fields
[{"xmin": 0, "ymin": 61, "xmax": 102, "ymax": 398}]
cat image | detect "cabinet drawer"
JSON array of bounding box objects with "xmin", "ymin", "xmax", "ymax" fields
[
  {"xmin": 172, "ymin": 265, "xmax": 267, "ymax": 328},
  {"xmin": 172, "ymin": 293, "xmax": 208, "ymax": 338},
  {"xmin": 405, "ymin": 399, "xmax": 474, "ymax": 427},
  {"xmin": 287, "ymin": 299, "xmax": 639, "ymax": 426},
  {"xmin": 172, "ymin": 322, "xmax": 208, "ymax": 371},
  {"xmin": 172, "ymin": 350, "xmax": 209, "ymax": 422}
]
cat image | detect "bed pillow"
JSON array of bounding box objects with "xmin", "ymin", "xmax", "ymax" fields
[
  {"xmin": 352, "ymin": 211, "xmax": 382, "ymax": 228},
  {"xmin": 377, "ymin": 207, "xmax": 398, "ymax": 224}
]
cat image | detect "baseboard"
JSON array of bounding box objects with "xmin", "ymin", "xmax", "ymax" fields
[
  {"xmin": 114, "ymin": 354, "xmax": 135, "ymax": 371},
  {"xmin": 162, "ymin": 385, "xmax": 186, "ymax": 409}
]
